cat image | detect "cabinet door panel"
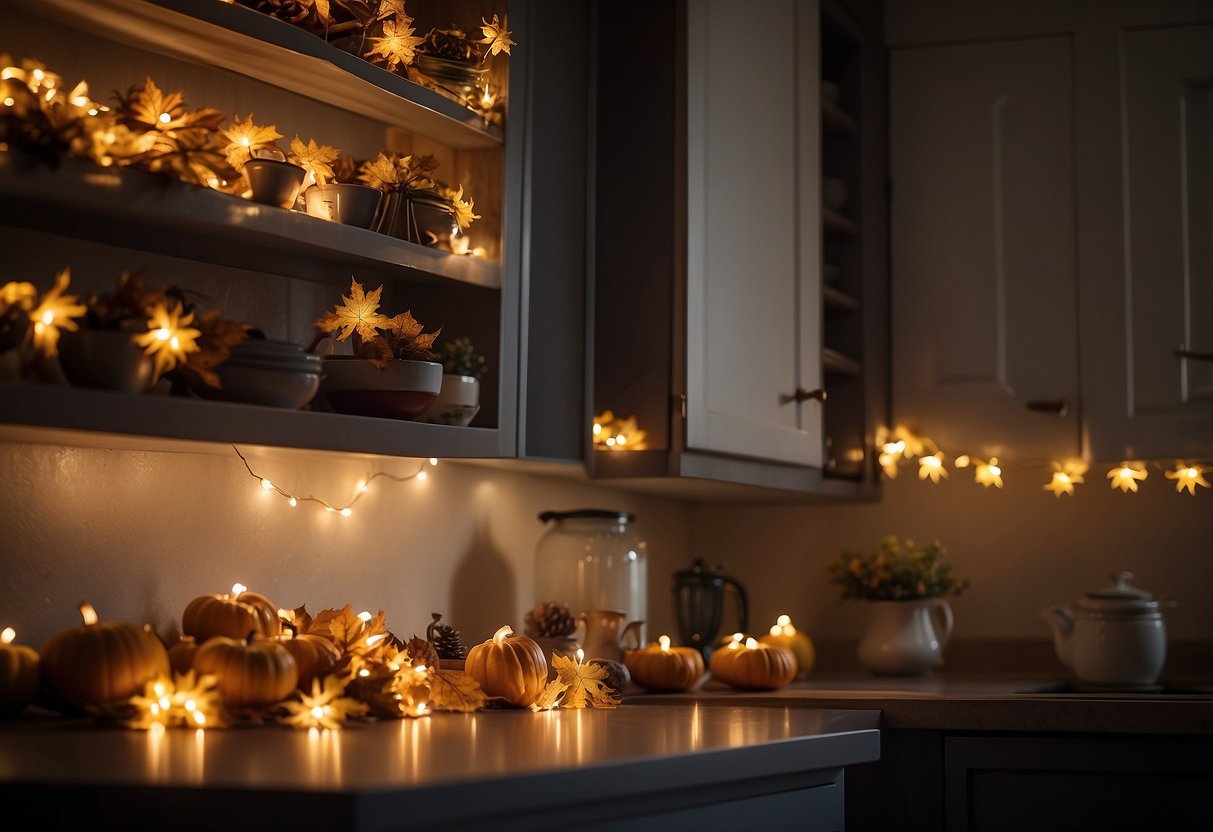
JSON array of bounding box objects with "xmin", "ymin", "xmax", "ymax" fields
[
  {"xmin": 1122, "ymin": 26, "xmax": 1213, "ymax": 411},
  {"xmin": 686, "ymin": 0, "xmax": 822, "ymax": 465},
  {"xmin": 890, "ymin": 37, "xmax": 1078, "ymax": 459}
]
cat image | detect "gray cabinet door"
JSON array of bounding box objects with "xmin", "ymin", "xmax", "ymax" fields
[
  {"xmin": 685, "ymin": 0, "xmax": 823, "ymax": 466},
  {"xmin": 890, "ymin": 37, "xmax": 1079, "ymax": 460},
  {"xmin": 1087, "ymin": 23, "xmax": 1213, "ymax": 460}
]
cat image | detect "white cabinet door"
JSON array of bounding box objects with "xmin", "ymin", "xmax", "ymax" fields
[
  {"xmin": 685, "ymin": 0, "xmax": 823, "ymax": 466},
  {"xmin": 1089, "ymin": 24, "xmax": 1213, "ymax": 459},
  {"xmin": 890, "ymin": 37, "xmax": 1079, "ymax": 460}
]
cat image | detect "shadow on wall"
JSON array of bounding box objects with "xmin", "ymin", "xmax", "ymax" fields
[{"xmin": 448, "ymin": 512, "xmax": 516, "ymax": 644}]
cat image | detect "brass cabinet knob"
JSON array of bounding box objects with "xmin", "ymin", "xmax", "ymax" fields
[{"xmin": 793, "ymin": 388, "xmax": 828, "ymax": 402}]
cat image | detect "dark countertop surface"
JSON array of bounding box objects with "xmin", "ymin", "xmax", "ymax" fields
[
  {"xmin": 636, "ymin": 673, "xmax": 1213, "ymax": 734},
  {"xmin": 0, "ymin": 703, "xmax": 880, "ymax": 831}
]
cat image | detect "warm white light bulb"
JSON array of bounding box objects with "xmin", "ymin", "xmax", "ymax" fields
[
  {"xmin": 260, "ymin": 478, "xmax": 274, "ymax": 491},
  {"xmin": 417, "ymin": 471, "xmax": 427, "ymax": 481},
  {"xmin": 158, "ymin": 112, "xmax": 171, "ymax": 124},
  {"xmin": 429, "ymin": 458, "xmax": 438, "ymax": 466},
  {"xmin": 287, "ymin": 497, "xmax": 297, "ymax": 507},
  {"xmin": 341, "ymin": 508, "xmax": 352, "ymax": 517},
  {"xmin": 658, "ymin": 635, "xmax": 671, "ymax": 651}
]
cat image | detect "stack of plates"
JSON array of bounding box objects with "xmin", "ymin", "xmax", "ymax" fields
[{"xmin": 197, "ymin": 340, "xmax": 322, "ymax": 409}]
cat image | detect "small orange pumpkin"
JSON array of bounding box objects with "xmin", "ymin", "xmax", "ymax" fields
[
  {"xmin": 168, "ymin": 636, "xmax": 200, "ymax": 675},
  {"xmin": 625, "ymin": 635, "xmax": 704, "ymax": 692},
  {"xmin": 758, "ymin": 615, "xmax": 815, "ymax": 677},
  {"xmin": 41, "ymin": 603, "xmax": 171, "ymax": 708},
  {"xmin": 193, "ymin": 633, "xmax": 297, "ymax": 709},
  {"xmin": 709, "ymin": 636, "xmax": 797, "ymax": 691},
  {"xmin": 278, "ymin": 633, "xmax": 340, "ymax": 690},
  {"xmin": 465, "ymin": 625, "xmax": 547, "ymax": 708},
  {"xmin": 0, "ymin": 628, "xmax": 40, "ymax": 715},
  {"xmin": 182, "ymin": 584, "xmax": 281, "ymax": 642}
]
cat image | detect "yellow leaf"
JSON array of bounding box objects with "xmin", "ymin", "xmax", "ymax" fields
[
  {"xmin": 449, "ymin": 185, "xmax": 481, "ymax": 231},
  {"xmin": 550, "ymin": 652, "xmax": 619, "ymax": 709},
  {"xmin": 529, "ymin": 678, "xmax": 570, "ymax": 712},
  {"xmin": 357, "ymin": 152, "xmax": 401, "ymax": 191},
  {"xmin": 289, "ymin": 135, "xmax": 341, "ymax": 188},
  {"xmin": 479, "ymin": 14, "xmax": 516, "ymax": 58},
  {"xmin": 313, "ymin": 278, "xmax": 390, "ymax": 342},
  {"xmin": 365, "ymin": 16, "xmax": 424, "ymax": 72},
  {"xmin": 426, "ymin": 669, "xmax": 488, "ymax": 712},
  {"xmin": 220, "ymin": 114, "xmax": 283, "ymax": 171},
  {"xmin": 280, "ymin": 673, "xmax": 368, "ymax": 730}
]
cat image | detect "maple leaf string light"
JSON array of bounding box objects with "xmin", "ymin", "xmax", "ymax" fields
[
  {"xmin": 1165, "ymin": 463, "xmax": 1210, "ymax": 496},
  {"xmin": 233, "ymin": 445, "xmax": 437, "ymax": 516},
  {"xmin": 1044, "ymin": 461, "xmax": 1088, "ymax": 497}
]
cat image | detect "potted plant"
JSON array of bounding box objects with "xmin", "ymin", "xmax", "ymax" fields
[
  {"xmin": 423, "ymin": 335, "xmax": 486, "ymax": 426},
  {"xmin": 313, "ymin": 277, "xmax": 442, "ymax": 420},
  {"xmin": 828, "ymin": 536, "xmax": 968, "ymax": 675}
]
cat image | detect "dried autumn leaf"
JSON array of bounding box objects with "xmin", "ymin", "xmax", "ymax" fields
[
  {"xmin": 365, "ymin": 16, "xmax": 424, "ymax": 72},
  {"xmin": 357, "ymin": 152, "xmax": 400, "ymax": 191},
  {"xmin": 306, "ymin": 606, "xmax": 345, "ymax": 639},
  {"xmin": 327, "ymin": 605, "xmax": 368, "ymax": 654},
  {"xmin": 289, "ymin": 135, "xmax": 341, "ymax": 188},
  {"xmin": 178, "ymin": 309, "xmax": 250, "ymax": 389},
  {"xmin": 405, "ymin": 635, "xmax": 440, "ymax": 669},
  {"xmin": 449, "ymin": 185, "xmax": 481, "ymax": 231},
  {"xmin": 220, "ymin": 114, "xmax": 283, "ymax": 171},
  {"xmin": 355, "ymin": 335, "xmax": 394, "ymax": 370},
  {"xmin": 280, "ymin": 673, "xmax": 369, "ymax": 730},
  {"xmin": 314, "ymin": 278, "xmax": 390, "ymax": 342},
  {"xmin": 479, "ymin": 14, "xmax": 516, "ymax": 58},
  {"xmin": 550, "ymin": 652, "xmax": 619, "ymax": 709},
  {"xmin": 529, "ymin": 678, "xmax": 570, "ymax": 712},
  {"xmin": 292, "ymin": 604, "xmax": 314, "ymax": 634},
  {"xmin": 427, "ymin": 669, "xmax": 488, "ymax": 713}
]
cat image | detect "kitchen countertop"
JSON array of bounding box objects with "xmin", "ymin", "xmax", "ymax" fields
[
  {"xmin": 642, "ymin": 674, "xmax": 1213, "ymax": 735},
  {"xmin": 0, "ymin": 703, "xmax": 880, "ymax": 831}
]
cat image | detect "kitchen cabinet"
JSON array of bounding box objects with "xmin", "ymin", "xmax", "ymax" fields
[
  {"xmin": 590, "ymin": 0, "xmax": 887, "ymax": 497},
  {"xmin": 0, "ymin": 0, "xmax": 595, "ymax": 464},
  {"xmin": 887, "ymin": 0, "xmax": 1213, "ymax": 462},
  {"xmin": 889, "ymin": 36, "xmax": 1080, "ymax": 461}
]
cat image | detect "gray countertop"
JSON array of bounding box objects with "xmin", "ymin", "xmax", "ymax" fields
[
  {"xmin": 643, "ymin": 674, "xmax": 1213, "ymax": 735},
  {"xmin": 0, "ymin": 703, "xmax": 880, "ymax": 831}
]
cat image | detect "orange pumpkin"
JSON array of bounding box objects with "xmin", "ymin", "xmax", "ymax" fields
[
  {"xmin": 0, "ymin": 629, "xmax": 40, "ymax": 715},
  {"xmin": 182, "ymin": 585, "xmax": 281, "ymax": 642},
  {"xmin": 168, "ymin": 636, "xmax": 199, "ymax": 675},
  {"xmin": 278, "ymin": 633, "xmax": 340, "ymax": 690},
  {"xmin": 465, "ymin": 626, "xmax": 547, "ymax": 708},
  {"xmin": 625, "ymin": 636, "xmax": 704, "ymax": 692},
  {"xmin": 193, "ymin": 633, "xmax": 297, "ymax": 709},
  {"xmin": 41, "ymin": 603, "xmax": 170, "ymax": 708},
  {"xmin": 759, "ymin": 615, "xmax": 815, "ymax": 677},
  {"xmin": 709, "ymin": 637, "xmax": 797, "ymax": 691}
]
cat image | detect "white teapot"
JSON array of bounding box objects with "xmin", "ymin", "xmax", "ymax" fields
[{"xmin": 1042, "ymin": 571, "xmax": 1168, "ymax": 688}]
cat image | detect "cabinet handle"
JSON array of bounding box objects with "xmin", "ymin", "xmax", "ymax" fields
[
  {"xmin": 1176, "ymin": 346, "xmax": 1213, "ymax": 362},
  {"xmin": 792, "ymin": 388, "xmax": 828, "ymax": 403},
  {"xmin": 1025, "ymin": 399, "xmax": 1068, "ymax": 416}
]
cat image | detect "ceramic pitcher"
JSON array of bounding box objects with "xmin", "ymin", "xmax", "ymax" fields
[
  {"xmin": 579, "ymin": 609, "xmax": 644, "ymax": 663},
  {"xmin": 857, "ymin": 598, "xmax": 954, "ymax": 675}
]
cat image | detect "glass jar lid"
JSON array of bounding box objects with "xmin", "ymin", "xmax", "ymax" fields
[{"xmin": 538, "ymin": 509, "xmax": 635, "ymax": 524}]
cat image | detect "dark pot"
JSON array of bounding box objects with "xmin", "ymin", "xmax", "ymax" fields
[{"xmin": 58, "ymin": 330, "xmax": 154, "ymax": 394}]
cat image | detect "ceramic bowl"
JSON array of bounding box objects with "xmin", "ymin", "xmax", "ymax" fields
[
  {"xmin": 244, "ymin": 159, "xmax": 307, "ymax": 209},
  {"xmin": 319, "ymin": 357, "xmax": 442, "ymax": 420},
  {"xmin": 196, "ymin": 340, "xmax": 322, "ymax": 409},
  {"xmin": 423, "ymin": 374, "xmax": 481, "ymax": 426},
  {"xmin": 305, "ymin": 183, "xmax": 383, "ymax": 228},
  {"xmin": 58, "ymin": 330, "xmax": 155, "ymax": 394}
]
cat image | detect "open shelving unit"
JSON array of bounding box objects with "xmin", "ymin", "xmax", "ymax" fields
[{"xmin": 1, "ymin": 0, "xmax": 524, "ymax": 462}]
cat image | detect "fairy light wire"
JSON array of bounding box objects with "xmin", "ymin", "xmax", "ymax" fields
[{"xmin": 231, "ymin": 445, "xmax": 436, "ymax": 515}]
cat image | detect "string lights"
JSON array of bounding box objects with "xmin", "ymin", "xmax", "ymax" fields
[
  {"xmin": 876, "ymin": 426, "xmax": 1210, "ymax": 498},
  {"xmin": 232, "ymin": 445, "xmax": 437, "ymax": 515},
  {"xmin": 592, "ymin": 410, "xmax": 648, "ymax": 451}
]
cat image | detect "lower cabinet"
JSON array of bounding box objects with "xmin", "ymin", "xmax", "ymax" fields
[{"xmin": 847, "ymin": 730, "xmax": 1213, "ymax": 832}]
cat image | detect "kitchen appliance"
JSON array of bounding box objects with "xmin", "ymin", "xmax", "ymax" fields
[
  {"xmin": 672, "ymin": 559, "xmax": 748, "ymax": 658},
  {"xmin": 1043, "ymin": 571, "xmax": 1169, "ymax": 688},
  {"xmin": 534, "ymin": 510, "xmax": 648, "ymax": 629}
]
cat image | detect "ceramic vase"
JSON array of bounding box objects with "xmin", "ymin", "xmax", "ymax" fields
[{"xmin": 857, "ymin": 598, "xmax": 954, "ymax": 675}]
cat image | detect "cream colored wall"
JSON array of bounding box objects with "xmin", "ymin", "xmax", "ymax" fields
[
  {"xmin": 686, "ymin": 467, "xmax": 1213, "ymax": 644},
  {"xmin": 0, "ymin": 442, "xmax": 691, "ymax": 648}
]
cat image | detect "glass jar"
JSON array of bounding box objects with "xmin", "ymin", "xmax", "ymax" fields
[{"xmin": 534, "ymin": 509, "xmax": 647, "ymax": 625}]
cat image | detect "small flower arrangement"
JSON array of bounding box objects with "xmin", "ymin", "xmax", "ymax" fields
[
  {"xmin": 442, "ymin": 336, "xmax": 487, "ymax": 379},
  {"xmin": 828, "ymin": 535, "xmax": 968, "ymax": 601}
]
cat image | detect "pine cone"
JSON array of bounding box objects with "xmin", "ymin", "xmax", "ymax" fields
[
  {"xmin": 524, "ymin": 601, "xmax": 576, "ymax": 638},
  {"xmin": 426, "ymin": 613, "xmax": 466, "ymax": 659}
]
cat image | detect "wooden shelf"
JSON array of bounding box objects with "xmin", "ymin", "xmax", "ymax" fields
[
  {"xmin": 0, "ymin": 383, "xmax": 503, "ymax": 459},
  {"xmin": 0, "ymin": 155, "xmax": 501, "ymax": 290},
  {"xmin": 19, "ymin": 0, "xmax": 503, "ymax": 150},
  {"xmin": 823, "ymin": 285, "xmax": 860, "ymax": 313},
  {"xmin": 822, "ymin": 348, "xmax": 862, "ymax": 377},
  {"xmin": 822, "ymin": 100, "xmax": 858, "ymax": 134},
  {"xmin": 822, "ymin": 208, "xmax": 859, "ymax": 236}
]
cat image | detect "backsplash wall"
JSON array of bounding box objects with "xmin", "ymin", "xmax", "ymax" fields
[
  {"xmin": 0, "ymin": 442, "xmax": 692, "ymax": 648},
  {"xmin": 689, "ymin": 468, "xmax": 1213, "ymax": 644}
]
